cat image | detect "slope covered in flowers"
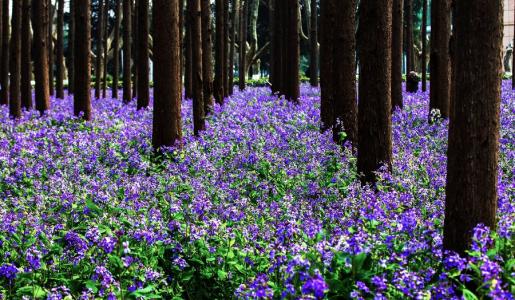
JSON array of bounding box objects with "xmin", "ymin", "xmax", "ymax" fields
[{"xmin": 0, "ymin": 83, "xmax": 513, "ymax": 299}]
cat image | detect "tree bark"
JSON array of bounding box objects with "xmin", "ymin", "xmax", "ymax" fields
[
  {"xmin": 152, "ymin": 0, "xmax": 182, "ymax": 149},
  {"xmin": 405, "ymin": 0, "xmax": 414, "ymax": 73},
  {"xmin": 123, "ymin": 0, "xmax": 132, "ymax": 103},
  {"xmin": 223, "ymin": 0, "xmax": 229, "ymax": 96},
  {"xmin": 48, "ymin": 0, "xmax": 54, "ymax": 96},
  {"xmin": 33, "ymin": 0, "xmax": 51, "ymax": 114},
  {"xmin": 95, "ymin": 0, "xmax": 105, "ymax": 99},
  {"xmin": 247, "ymin": 0, "xmax": 259, "ymax": 77},
  {"xmin": 239, "ymin": 0, "xmax": 247, "ymax": 90},
  {"xmin": 228, "ymin": 0, "xmax": 240, "ymax": 95},
  {"xmin": 309, "ymin": 0, "xmax": 318, "ymax": 87},
  {"xmin": 320, "ymin": 0, "xmax": 357, "ymax": 145},
  {"xmin": 512, "ymin": 0, "xmax": 514, "ymax": 90},
  {"xmin": 0, "ymin": 0, "xmax": 8, "ymax": 106},
  {"xmin": 21, "ymin": 0, "xmax": 32, "ymax": 109},
  {"xmin": 357, "ymin": 0, "xmax": 393, "ymax": 184},
  {"xmin": 102, "ymin": 4, "xmax": 108, "ymax": 99},
  {"xmin": 443, "ymin": 0, "xmax": 502, "ymax": 256},
  {"xmin": 68, "ymin": 0, "xmax": 75, "ymax": 94},
  {"xmin": 132, "ymin": 0, "xmax": 138, "ymax": 99},
  {"xmin": 137, "ymin": 0, "xmax": 150, "ymax": 109},
  {"xmin": 391, "ymin": 0, "xmax": 403, "ymax": 110},
  {"xmin": 184, "ymin": 7, "xmax": 193, "ymax": 99},
  {"xmin": 73, "ymin": 0, "xmax": 91, "ymax": 120},
  {"xmin": 191, "ymin": 0, "xmax": 205, "ymax": 135},
  {"xmin": 214, "ymin": 0, "xmax": 226, "ymax": 104},
  {"xmin": 113, "ymin": 0, "xmax": 121, "ymax": 99},
  {"xmin": 55, "ymin": 0, "xmax": 64, "ymax": 99},
  {"xmin": 10, "ymin": 0, "xmax": 22, "ymax": 118},
  {"xmin": 421, "ymin": 0, "xmax": 427, "ymax": 92},
  {"xmin": 282, "ymin": 0, "xmax": 300, "ymax": 102},
  {"xmin": 201, "ymin": 0, "xmax": 214, "ymax": 113}
]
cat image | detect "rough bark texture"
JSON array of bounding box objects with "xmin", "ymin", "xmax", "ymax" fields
[
  {"xmin": 405, "ymin": 0, "xmax": 414, "ymax": 73},
  {"xmin": 228, "ymin": 0, "xmax": 240, "ymax": 95},
  {"xmin": 73, "ymin": 0, "xmax": 91, "ymax": 120},
  {"xmin": 421, "ymin": 0, "xmax": 427, "ymax": 92},
  {"xmin": 10, "ymin": 0, "xmax": 21, "ymax": 119},
  {"xmin": 283, "ymin": 0, "xmax": 300, "ymax": 102},
  {"xmin": 123, "ymin": 0, "xmax": 132, "ymax": 103},
  {"xmin": 48, "ymin": 0, "xmax": 54, "ymax": 96},
  {"xmin": 214, "ymin": 0, "xmax": 226, "ymax": 104},
  {"xmin": 33, "ymin": 0, "xmax": 51, "ymax": 114},
  {"xmin": 21, "ymin": 0, "xmax": 32, "ymax": 109},
  {"xmin": 68, "ymin": 0, "xmax": 75, "ymax": 93},
  {"xmin": 201, "ymin": 0, "xmax": 214, "ymax": 113},
  {"xmin": 429, "ymin": 0, "xmax": 451, "ymax": 119},
  {"xmin": 320, "ymin": 0, "xmax": 357, "ymax": 145},
  {"xmin": 443, "ymin": 0, "xmax": 502, "ymax": 256},
  {"xmin": 239, "ymin": 0, "xmax": 247, "ymax": 90},
  {"xmin": 184, "ymin": 7, "xmax": 193, "ymax": 99},
  {"xmin": 152, "ymin": 0, "xmax": 182, "ymax": 149},
  {"xmin": 55, "ymin": 0, "xmax": 64, "ymax": 99},
  {"xmin": 0, "ymin": 0, "xmax": 8, "ymax": 106},
  {"xmin": 113, "ymin": 0, "xmax": 121, "ymax": 99},
  {"xmin": 357, "ymin": 0, "xmax": 393, "ymax": 184},
  {"xmin": 137, "ymin": 0, "xmax": 150, "ymax": 109},
  {"xmin": 191, "ymin": 0, "xmax": 205, "ymax": 135},
  {"xmin": 95, "ymin": 0, "xmax": 105, "ymax": 99},
  {"xmin": 392, "ymin": 0, "xmax": 404, "ymax": 110},
  {"xmin": 309, "ymin": 0, "xmax": 318, "ymax": 87}
]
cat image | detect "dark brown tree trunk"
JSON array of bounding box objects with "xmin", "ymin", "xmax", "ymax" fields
[
  {"xmin": 10, "ymin": 0, "xmax": 22, "ymax": 118},
  {"xmin": 152, "ymin": 0, "xmax": 182, "ymax": 149},
  {"xmin": 55, "ymin": 0, "xmax": 64, "ymax": 99},
  {"xmin": 282, "ymin": 0, "xmax": 300, "ymax": 102},
  {"xmin": 201, "ymin": 0, "xmax": 214, "ymax": 113},
  {"xmin": 102, "ymin": 4, "xmax": 108, "ymax": 99},
  {"xmin": 421, "ymin": 0, "xmax": 427, "ymax": 92},
  {"xmin": 443, "ymin": 0, "xmax": 502, "ymax": 256},
  {"xmin": 191, "ymin": 0, "xmax": 205, "ymax": 135},
  {"xmin": 320, "ymin": 0, "xmax": 357, "ymax": 145},
  {"xmin": 309, "ymin": 0, "xmax": 318, "ymax": 87},
  {"xmin": 132, "ymin": 0, "xmax": 138, "ymax": 99},
  {"xmin": 32, "ymin": 0, "xmax": 51, "ymax": 114},
  {"xmin": 113, "ymin": 0, "xmax": 121, "ymax": 99},
  {"xmin": 184, "ymin": 9, "xmax": 193, "ymax": 99},
  {"xmin": 214, "ymin": 0, "xmax": 225, "ymax": 104},
  {"xmin": 405, "ymin": 0, "xmax": 413, "ymax": 73},
  {"xmin": 137, "ymin": 0, "xmax": 149, "ymax": 109},
  {"xmin": 95, "ymin": 0, "xmax": 105, "ymax": 99},
  {"xmin": 73, "ymin": 0, "xmax": 91, "ymax": 120},
  {"xmin": 268, "ymin": 0, "xmax": 275, "ymax": 91},
  {"xmin": 0, "ymin": 0, "xmax": 8, "ymax": 106},
  {"xmin": 68, "ymin": 0, "xmax": 75, "ymax": 94},
  {"xmin": 223, "ymin": 0, "xmax": 230, "ymax": 96},
  {"xmin": 429, "ymin": 0, "xmax": 451, "ymax": 119},
  {"xmin": 512, "ymin": 1, "xmax": 514, "ymax": 90},
  {"xmin": 123, "ymin": 0, "xmax": 132, "ymax": 103},
  {"xmin": 48, "ymin": 0, "xmax": 54, "ymax": 96},
  {"xmin": 21, "ymin": 0, "xmax": 32, "ymax": 109},
  {"xmin": 357, "ymin": 0, "xmax": 393, "ymax": 184},
  {"xmin": 270, "ymin": 0, "xmax": 282, "ymax": 94},
  {"xmin": 391, "ymin": 0, "xmax": 403, "ymax": 110},
  {"xmin": 239, "ymin": 0, "xmax": 247, "ymax": 90},
  {"xmin": 228, "ymin": 0, "xmax": 239, "ymax": 95}
]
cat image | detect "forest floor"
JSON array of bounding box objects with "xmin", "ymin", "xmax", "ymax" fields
[{"xmin": 0, "ymin": 83, "xmax": 513, "ymax": 299}]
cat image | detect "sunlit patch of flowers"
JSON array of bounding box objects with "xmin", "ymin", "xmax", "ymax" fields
[{"xmin": 0, "ymin": 82, "xmax": 513, "ymax": 299}]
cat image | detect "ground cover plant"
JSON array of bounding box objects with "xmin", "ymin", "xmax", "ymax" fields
[{"xmin": 0, "ymin": 83, "xmax": 513, "ymax": 299}]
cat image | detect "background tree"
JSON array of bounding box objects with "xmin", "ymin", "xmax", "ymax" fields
[
  {"xmin": 421, "ymin": 0, "xmax": 427, "ymax": 92},
  {"xmin": 33, "ymin": 0, "xmax": 51, "ymax": 114},
  {"xmin": 214, "ymin": 0, "xmax": 226, "ymax": 104},
  {"xmin": 239, "ymin": 0, "xmax": 247, "ymax": 90},
  {"xmin": 191, "ymin": 0, "xmax": 205, "ymax": 135},
  {"xmin": 184, "ymin": 8, "xmax": 193, "ymax": 99},
  {"xmin": 48, "ymin": 0, "xmax": 54, "ymax": 96},
  {"xmin": 152, "ymin": 0, "xmax": 182, "ymax": 149},
  {"xmin": 112, "ymin": 0, "xmax": 121, "ymax": 99},
  {"xmin": 357, "ymin": 0, "xmax": 393, "ymax": 184},
  {"xmin": 392, "ymin": 0, "xmax": 404, "ymax": 109},
  {"xmin": 443, "ymin": 0, "xmax": 502, "ymax": 255},
  {"xmin": 281, "ymin": 0, "xmax": 300, "ymax": 101},
  {"xmin": 201, "ymin": 0, "xmax": 214, "ymax": 113},
  {"xmin": 309, "ymin": 0, "xmax": 318, "ymax": 87},
  {"xmin": 132, "ymin": 0, "xmax": 138, "ymax": 99},
  {"xmin": 9, "ymin": 0, "xmax": 21, "ymax": 118},
  {"xmin": 223, "ymin": 0, "xmax": 229, "ymax": 96},
  {"xmin": 95, "ymin": 0, "xmax": 105, "ymax": 99},
  {"xmin": 55, "ymin": 0, "xmax": 65, "ymax": 99},
  {"xmin": 74, "ymin": 0, "xmax": 92, "ymax": 120},
  {"xmin": 21, "ymin": 0, "xmax": 32, "ymax": 109},
  {"xmin": 123, "ymin": 0, "xmax": 132, "ymax": 103},
  {"xmin": 0, "ymin": 0, "xmax": 9, "ymax": 106},
  {"xmin": 405, "ymin": 0, "xmax": 414, "ymax": 73},
  {"xmin": 228, "ymin": 0, "xmax": 240, "ymax": 95},
  {"xmin": 429, "ymin": 0, "xmax": 451, "ymax": 119},
  {"xmin": 68, "ymin": 0, "xmax": 75, "ymax": 94},
  {"xmin": 137, "ymin": 0, "xmax": 150, "ymax": 109},
  {"xmin": 102, "ymin": 4, "xmax": 108, "ymax": 99}
]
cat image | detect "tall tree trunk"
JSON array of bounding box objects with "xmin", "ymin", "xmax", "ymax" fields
[
  {"xmin": 113, "ymin": 0, "xmax": 121, "ymax": 99},
  {"xmin": 73, "ymin": 0, "xmax": 91, "ymax": 120},
  {"xmin": 357, "ymin": 0, "xmax": 393, "ymax": 184},
  {"xmin": 201, "ymin": 0, "xmax": 214, "ymax": 113},
  {"xmin": 137, "ymin": 0, "xmax": 149, "ymax": 109},
  {"xmin": 10, "ymin": 0, "xmax": 22, "ymax": 118},
  {"xmin": 405, "ymin": 0, "xmax": 413, "ymax": 73},
  {"xmin": 21, "ymin": 0, "xmax": 32, "ymax": 109},
  {"xmin": 223, "ymin": 0, "xmax": 229, "ymax": 96},
  {"xmin": 391, "ymin": 0, "xmax": 404, "ymax": 109},
  {"xmin": 95, "ymin": 0, "xmax": 105, "ymax": 99},
  {"xmin": 247, "ymin": 0, "xmax": 259, "ymax": 78},
  {"xmin": 421, "ymin": 0, "xmax": 427, "ymax": 92},
  {"xmin": 55, "ymin": 0, "xmax": 64, "ymax": 99},
  {"xmin": 282, "ymin": 0, "xmax": 300, "ymax": 102},
  {"xmin": 320, "ymin": 0, "xmax": 357, "ymax": 145},
  {"xmin": 191, "ymin": 0, "xmax": 205, "ymax": 135},
  {"xmin": 132, "ymin": 0, "xmax": 138, "ymax": 99},
  {"xmin": 214, "ymin": 0, "xmax": 225, "ymax": 104},
  {"xmin": 152, "ymin": 0, "xmax": 182, "ymax": 150},
  {"xmin": 444, "ymin": 0, "xmax": 502, "ymax": 255},
  {"xmin": 123, "ymin": 0, "xmax": 132, "ymax": 103},
  {"xmin": 228, "ymin": 0, "xmax": 240, "ymax": 95},
  {"xmin": 512, "ymin": 0, "xmax": 514, "ymax": 90},
  {"xmin": 48, "ymin": 0, "xmax": 54, "ymax": 96},
  {"xmin": 33, "ymin": 0, "xmax": 51, "ymax": 114},
  {"xmin": 0, "ymin": 0, "xmax": 9, "ymax": 106},
  {"xmin": 184, "ymin": 9, "xmax": 193, "ymax": 99},
  {"xmin": 239, "ymin": 0, "xmax": 247, "ymax": 90},
  {"xmin": 68, "ymin": 0, "xmax": 75, "ymax": 94},
  {"xmin": 102, "ymin": 4, "xmax": 108, "ymax": 99},
  {"xmin": 309, "ymin": 0, "xmax": 318, "ymax": 87},
  {"xmin": 268, "ymin": 0, "xmax": 275, "ymax": 91}
]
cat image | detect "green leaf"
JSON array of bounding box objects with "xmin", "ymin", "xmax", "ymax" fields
[
  {"xmin": 217, "ymin": 269, "xmax": 228, "ymax": 280},
  {"xmin": 16, "ymin": 285, "xmax": 47, "ymax": 298},
  {"xmin": 462, "ymin": 289, "xmax": 478, "ymax": 300}
]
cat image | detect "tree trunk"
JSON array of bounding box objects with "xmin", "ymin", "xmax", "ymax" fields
[
  {"xmin": 320, "ymin": 0, "xmax": 357, "ymax": 145},
  {"xmin": 21, "ymin": 0, "xmax": 32, "ymax": 109},
  {"xmin": 247, "ymin": 0, "xmax": 259, "ymax": 78},
  {"xmin": 405, "ymin": 0, "xmax": 413, "ymax": 73},
  {"xmin": 55, "ymin": 0, "xmax": 64, "ymax": 99},
  {"xmin": 391, "ymin": 0, "xmax": 403, "ymax": 110},
  {"xmin": 73, "ymin": 0, "xmax": 91, "ymax": 120},
  {"xmin": 137, "ymin": 0, "xmax": 150, "ymax": 109},
  {"xmin": 184, "ymin": 9, "xmax": 193, "ymax": 99},
  {"xmin": 268, "ymin": 0, "xmax": 275, "ymax": 91},
  {"xmin": 201, "ymin": 0, "xmax": 214, "ymax": 113},
  {"xmin": 152, "ymin": 0, "xmax": 182, "ymax": 149},
  {"xmin": 48, "ymin": 0, "xmax": 54, "ymax": 96},
  {"xmin": 421, "ymin": 0, "xmax": 427, "ymax": 92},
  {"xmin": 239, "ymin": 0, "xmax": 247, "ymax": 90},
  {"xmin": 223, "ymin": 0, "xmax": 229, "ymax": 96},
  {"xmin": 132, "ymin": 0, "xmax": 138, "ymax": 99},
  {"xmin": 68, "ymin": 0, "xmax": 75, "ymax": 94},
  {"xmin": 214, "ymin": 0, "xmax": 225, "ymax": 104},
  {"xmin": 512, "ymin": 0, "xmax": 514, "ymax": 90},
  {"xmin": 282, "ymin": 0, "xmax": 300, "ymax": 102},
  {"xmin": 357, "ymin": 0, "xmax": 393, "ymax": 184},
  {"xmin": 113, "ymin": 0, "xmax": 121, "ymax": 99},
  {"xmin": 102, "ymin": 4, "xmax": 108, "ymax": 99},
  {"xmin": 0, "ymin": 0, "xmax": 9, "ymax": 106},
  {"xmin": 228, "ymin": 0, "xmax": 240, "ymax": 95},
  {"xmin": 309, "ymin": 0, "xmax": 318, "ymax": 87},
  {"xmin": 443, "ymin": 0, "xmax": 502, "ymax": 256},
  {"xmin": 191, "ymin": 0, "xmax": 205, "ymax": 135},
  {"xmin": 123, "ymin": 0, "xmax": 132, "ymax": 103},
  {"xmin": 95, "ymin": 0, "xmax": 105, "ymax": 99},
  {"xmin": 32, "ymin": 0, "xmax": 51, "ymax": 114},
  {"xmin": 9, "ymin": 0, "xmax": 21, "ymax": 118}
]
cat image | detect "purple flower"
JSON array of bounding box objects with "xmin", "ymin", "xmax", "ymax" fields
[{"xmin": 301, "ymin": 272, "xmax": 328, "ymax": 299}]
